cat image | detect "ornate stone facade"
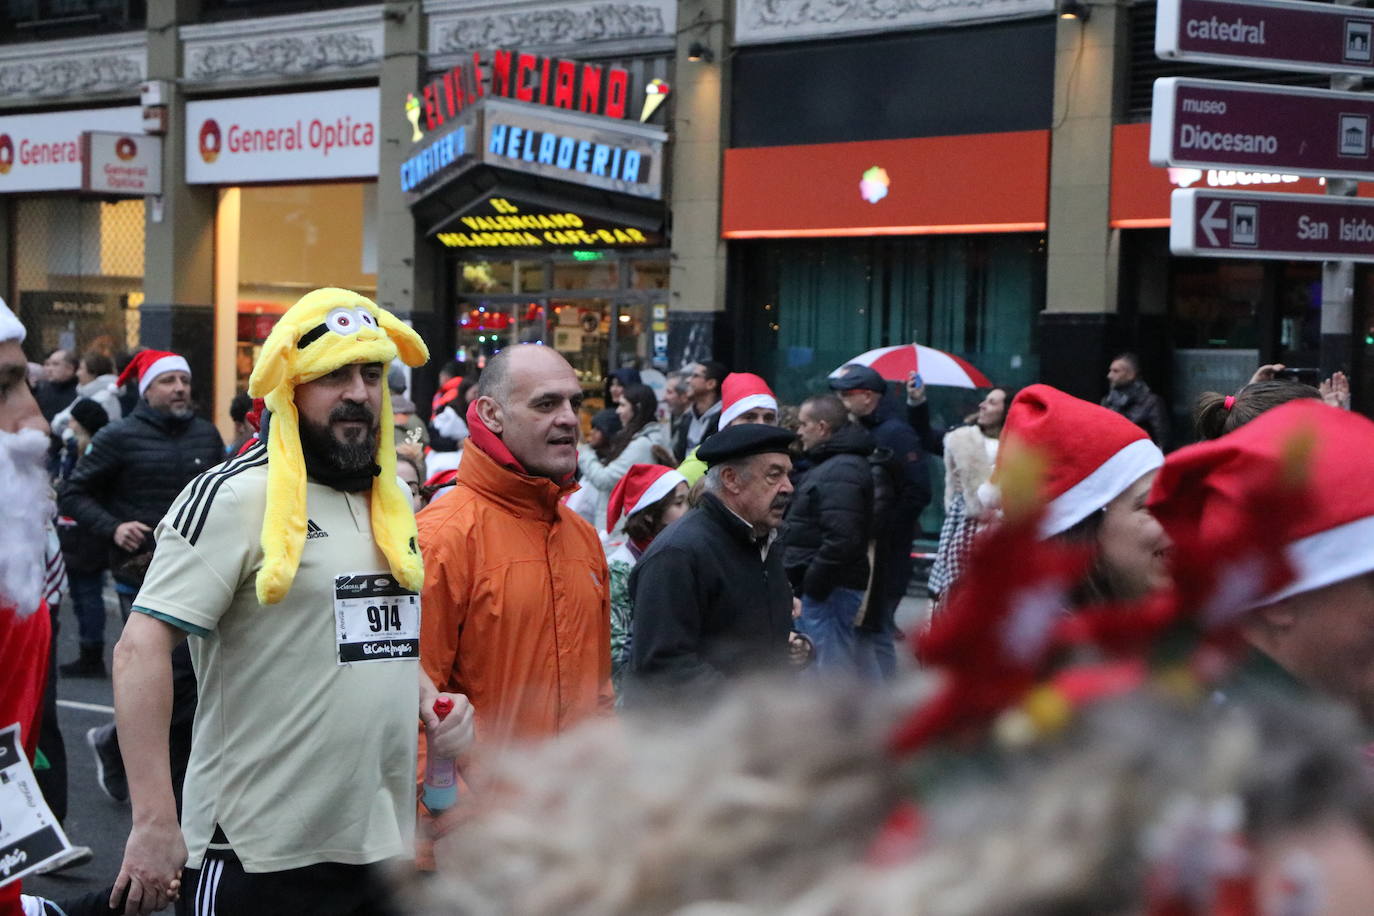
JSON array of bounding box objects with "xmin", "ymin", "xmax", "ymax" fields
[
  {"xmin": 180, "ymin": 6, "xmax": 384, "ymax": 83},
  {"xmin": 425, "ymin": 0, "xmax": 676, "ymax": 56},
  {"xmin": 0, "ymin": 33, "xmax": 145, "ymax": 102},
  {"xmin": 735, "ymin": 0, "xmax": 1054, "ymax": 44}
]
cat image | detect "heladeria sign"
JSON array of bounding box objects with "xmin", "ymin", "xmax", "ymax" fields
[
  {"xmin": 186, "ymin": 87, "xmax": 379, "ymax": 184},
  {"xmin": 400, "ymin": 99, "xmax": 666, "ymax": 203}
]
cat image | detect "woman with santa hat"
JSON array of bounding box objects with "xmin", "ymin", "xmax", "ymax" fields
[
  {"xmin": 604, "ymin": 464, "xmax": 689, "ymax": 694},
  {"xmin": 985, "ymin": 384, "xmax": 1171, "ymax": 607}
]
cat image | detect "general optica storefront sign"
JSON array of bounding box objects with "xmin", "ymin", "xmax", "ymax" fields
[
  {"xmin": 0, "ymin": 106, "xmax": 141, "ymax": 193},
  {"xmin": 185, "ymin": 87, "xmax": 379, "ymax": 184}
]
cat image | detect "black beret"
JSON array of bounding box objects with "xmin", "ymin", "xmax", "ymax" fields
[
  {"xmin": 827, "ymin": 365, "xmax": 886, "ymax": 393},
  {"xmin": 697, "ymin": 423, "xmax": 797, "ymax": 467},
  {"xmin": 68, "ymin": 397, "xmax": 110, "ymax": 436}
]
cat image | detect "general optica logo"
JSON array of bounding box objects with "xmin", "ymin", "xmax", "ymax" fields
[
  {"xmin": 860, "ymin": 166, "xmax": 889, "ymax": 204},
  {"xmin": 199, "ymin": 119, "xmax": 221, "ymax": 164},
  {"xmin": 0, "ymin": 135, "xmax": 12, "ymax": 175},
  {"xmin": 115, "ymin": 136, "xmax": 138, "ymax": 161}
]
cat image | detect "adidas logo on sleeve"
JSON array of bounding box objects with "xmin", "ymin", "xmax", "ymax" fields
[{"xmin": 306, "ymin": 520, "xmax": 329, "ymax": 540}]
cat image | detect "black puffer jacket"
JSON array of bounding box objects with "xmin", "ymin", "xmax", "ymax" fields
[
  {"xmin": 1102, "ymin": 378, "xmax": 1170, "ymax": 448},
  {"xmin": 59, "ymin": 403, "xmax": 223, "ymax": 587},
  {"xmin": 782, "ymin": 423, "xmax": 875, "ymax": 598}
]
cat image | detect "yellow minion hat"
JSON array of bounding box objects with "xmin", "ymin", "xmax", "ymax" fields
[{"xmin": 248, "ymin": 288, "xmax": 429, "ymax": 605}]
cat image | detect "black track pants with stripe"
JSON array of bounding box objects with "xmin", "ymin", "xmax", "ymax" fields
[{"xmin": 175, "ymin": 846, "xmax": 398, "ymax": 916}]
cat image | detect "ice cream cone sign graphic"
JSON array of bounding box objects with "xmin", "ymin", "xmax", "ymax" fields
[
  {"xmin": 640, "ymin": 79, "xmax": 670, "ymax": 123},
  {"xmin": 405, "ymin": 93, "xmax": 424, "ymax": 143}
]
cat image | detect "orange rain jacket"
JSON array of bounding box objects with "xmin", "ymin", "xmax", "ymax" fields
[{"xmin": 416, "ymin": 430, "xmax": 614, "ymax": 766}]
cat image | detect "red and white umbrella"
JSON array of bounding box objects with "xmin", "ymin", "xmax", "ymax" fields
[{"xmin": 831, "ymin": 344, "xmax": 992, "ymax": 389}]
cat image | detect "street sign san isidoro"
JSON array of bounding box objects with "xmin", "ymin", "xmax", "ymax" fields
[
  {"xmin": 1156, "ymin": 0, "xmax": 1374, "ymax": 75},
  {"xmin": 1151, "ymin": 78, "xmax": 1374, "ymax": 181},
  {"xmin": 1172, "ymin": 188, "xmax": 1374, "ymax": 260}
]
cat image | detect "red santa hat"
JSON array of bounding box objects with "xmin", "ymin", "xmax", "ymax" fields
[
  {"xmin": 1149, "ymin": 399, "xmax": 1374, "ymax": 607},
  {"xmin": 0, "ymin": 296, "xmax": 24, "ymax": 344},
  {"xmin": 719, "ymin": 372, "xmax": 778, "ymax": 428},
  {"xmin": 607, "ymin": 464, "xmax": 687, "ymax": 532},
  {"xmin": 995, "ymin": 384, "xmax": 1164, "ymax": 538},
  {"xmin": 117, "ymin": 349, "xmax": 191, "ymax": 396}
]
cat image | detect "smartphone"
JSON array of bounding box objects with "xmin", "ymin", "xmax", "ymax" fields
[
  {"xmin": 1274, "ymin": 367, "xmax": 1321, "ymax": 386},
  {"xmin": 909, "ymin": 372, "xmax": 923, "ymax": 388}
]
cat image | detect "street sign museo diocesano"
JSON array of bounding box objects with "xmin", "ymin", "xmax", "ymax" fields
[{"xmin": 1153, "ymin": 0, "xmax": 1374, "ymax": 260}]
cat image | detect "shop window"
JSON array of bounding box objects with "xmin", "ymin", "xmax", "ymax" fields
[
  {"xmin": 225, "ymin": 182, "xmax": 376, "ymax": 392},
  {"xmin": 10, "ymin": 197, "xmax": 145, "ymax": 361},
  {"xmin": 519, "ymin": 262, "xmax": 546, "ymax": 293},
  {"xmin": 552, "ymin": 260, "xmax": 619, "ymax": 291},
  {"xmin": 460, "ymin": 261, "xmax": 515, "ymax": 295},
  {"xmin": 631, "ymin": 261, "xmax": 668, "ymax": 290},
  {"xmin": 734, "ymin": 234, "xmax": 1044, "ymax": 537},
  {"xmin": 735, "ymin": 234, "xmax": 1044, "ymax": 412}
]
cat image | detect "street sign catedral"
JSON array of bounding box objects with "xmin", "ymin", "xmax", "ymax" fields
[{"xmin": 1156, "ymin": 0, "xmax": 1374, "ymax": 75}]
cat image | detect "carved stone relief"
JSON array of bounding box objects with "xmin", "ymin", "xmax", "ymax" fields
[
  {"xmin": 186, "ymin": 32, "xmax": 379, "ymax": 81},
  {"xmin": 431, "ymin": 0, "xmax": 673, "ymax": 54},
  {"xmin": 736, "ymin": 0, "xmax": 1054, "ymax": 44},
  {"xmin": 0, "ymin": 38, "xmax": 144, "ymax": 101}
]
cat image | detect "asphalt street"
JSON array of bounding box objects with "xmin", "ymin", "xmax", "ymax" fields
[{"xmin": 24, "ymin": 583, "xmax": 134, "ymax": 908}]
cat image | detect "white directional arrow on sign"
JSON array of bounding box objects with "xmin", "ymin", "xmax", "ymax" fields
[{"xmin": 1199, "ymin": 200, "xmax": 1227, "ymax": 246}]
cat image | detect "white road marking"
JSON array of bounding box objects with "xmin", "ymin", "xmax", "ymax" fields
[{"xmin": 58, "ymin": 699, "xmax": 115, "ymax": 714}]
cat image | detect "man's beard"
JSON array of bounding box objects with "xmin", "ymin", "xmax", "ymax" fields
[
  {"xmin": 0, "ymin": 428, "xmax": 55, "ymax": 618},
  {"xmin": 299, "ymin": 402, "xmax": 379, "ymax": 474}
]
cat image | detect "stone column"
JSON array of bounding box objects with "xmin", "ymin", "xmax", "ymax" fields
[
  {"xmin": 666, "ymin": 0, "xmax": 731, "ymax": 366},
  {"xmin": 377, "ymin": 0, "xmax": 442, "ymax": 409},
  {"xmin": 1040, "ymin": 5, "xmax": 1127, "ymax": 399},
  {"xmin": 142, "ymin": 0, "xmax": 221, "ymax": 412}
]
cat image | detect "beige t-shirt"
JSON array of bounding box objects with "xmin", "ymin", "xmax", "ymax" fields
[{"xmin": 134, "ymin": 447, "xmax": 419, "ymax": 872}]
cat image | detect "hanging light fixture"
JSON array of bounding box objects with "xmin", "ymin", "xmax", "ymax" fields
[
  {"xmin": 1057, "ymin": 0, "xmax": 1090, "ymax": 21},
  {"xmin": 687, "ymin": 41, "xmax": 715, "ymax": 63}
]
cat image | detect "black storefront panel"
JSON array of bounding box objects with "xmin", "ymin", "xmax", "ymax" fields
[{"xmin": 730, "ymin": 18, "xmax": 1057, "ymax": 149}]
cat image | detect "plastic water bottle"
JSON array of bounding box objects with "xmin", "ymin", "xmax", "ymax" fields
[{"xmin": 423, "ymin": 697, "xmax": 459, "ymax": 815}]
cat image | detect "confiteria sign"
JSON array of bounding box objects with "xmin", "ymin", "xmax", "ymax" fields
[{"xmin": 185, "ymin": 87, "xmax": 379, "ymax": 184}]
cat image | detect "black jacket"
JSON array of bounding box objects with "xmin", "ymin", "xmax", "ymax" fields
[
  {"xmin": 628, "ymin": 492, "xmax": 794, "ymax": 701},
  {"xmin": 859, "ymin": 391, "xmax": 932, "ymax": 524},
  {"xmin": 671, "ymin": 403, "xmax": 720, "ymax": 463},
  {"xmin": 58, "ymin": 403, "xmax": 224, "ymax": 587},
  {"xmin": 782, "ymin": 423, "xmax": 875, "ymax": 598},
  {"xmin": 35, "ymin": 377, "xmax": 78, "ymax": 422},
  {"xmin": 1102, "ymin": 379, "xmax": 1170, "ymax": 448}
]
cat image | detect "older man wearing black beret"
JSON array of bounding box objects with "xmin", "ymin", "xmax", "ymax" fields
[{"xmin": 627, "ymin": 424, "xmax": 801, "ymax": 704}]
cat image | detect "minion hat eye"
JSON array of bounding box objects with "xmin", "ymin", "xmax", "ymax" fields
[{"xmin": 248, "ymin": 287, "xmax": 429, "ymax": 605}]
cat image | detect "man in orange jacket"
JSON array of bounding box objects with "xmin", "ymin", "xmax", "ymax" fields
[{"xmin": 416, "ymin": 345, "xmax": 613, "ymax": 834}]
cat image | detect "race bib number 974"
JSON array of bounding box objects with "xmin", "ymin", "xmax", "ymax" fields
[{"xmin": 334, "ymin": 572, "xmax": 420, "ymax": 665}]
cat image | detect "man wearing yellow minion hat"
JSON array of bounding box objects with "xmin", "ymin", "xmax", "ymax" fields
[{"xmin": 109, "ymin": 289, "xmax": 474, "ymax": 915}]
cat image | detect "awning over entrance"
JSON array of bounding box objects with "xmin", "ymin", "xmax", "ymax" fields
[{"xmin": 402, "ymin": 97, "xmax": 668, "ymax": 245}]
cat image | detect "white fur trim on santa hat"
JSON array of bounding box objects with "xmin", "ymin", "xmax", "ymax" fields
[
  {"xmin": 721, "ymin": 393, "xmax": 778, "ymax": 427},
  {"xmin": 138, "ymin": 354, "xmax": 191, "ymax": 395},
  {"xmin": 1258, "ymin": 514, "xmax": 1374, "ymax": 606},
  {"xmin": 0, "ymin": 297, "xmax": 24, "ymax": 344},
  {"xmin": 631, "ymin": 469, "xmax": 687, "ymax": 518},
  {"xmin": 1040, "ymin": 438, "xmax": 1164, "ymax": 538}
]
